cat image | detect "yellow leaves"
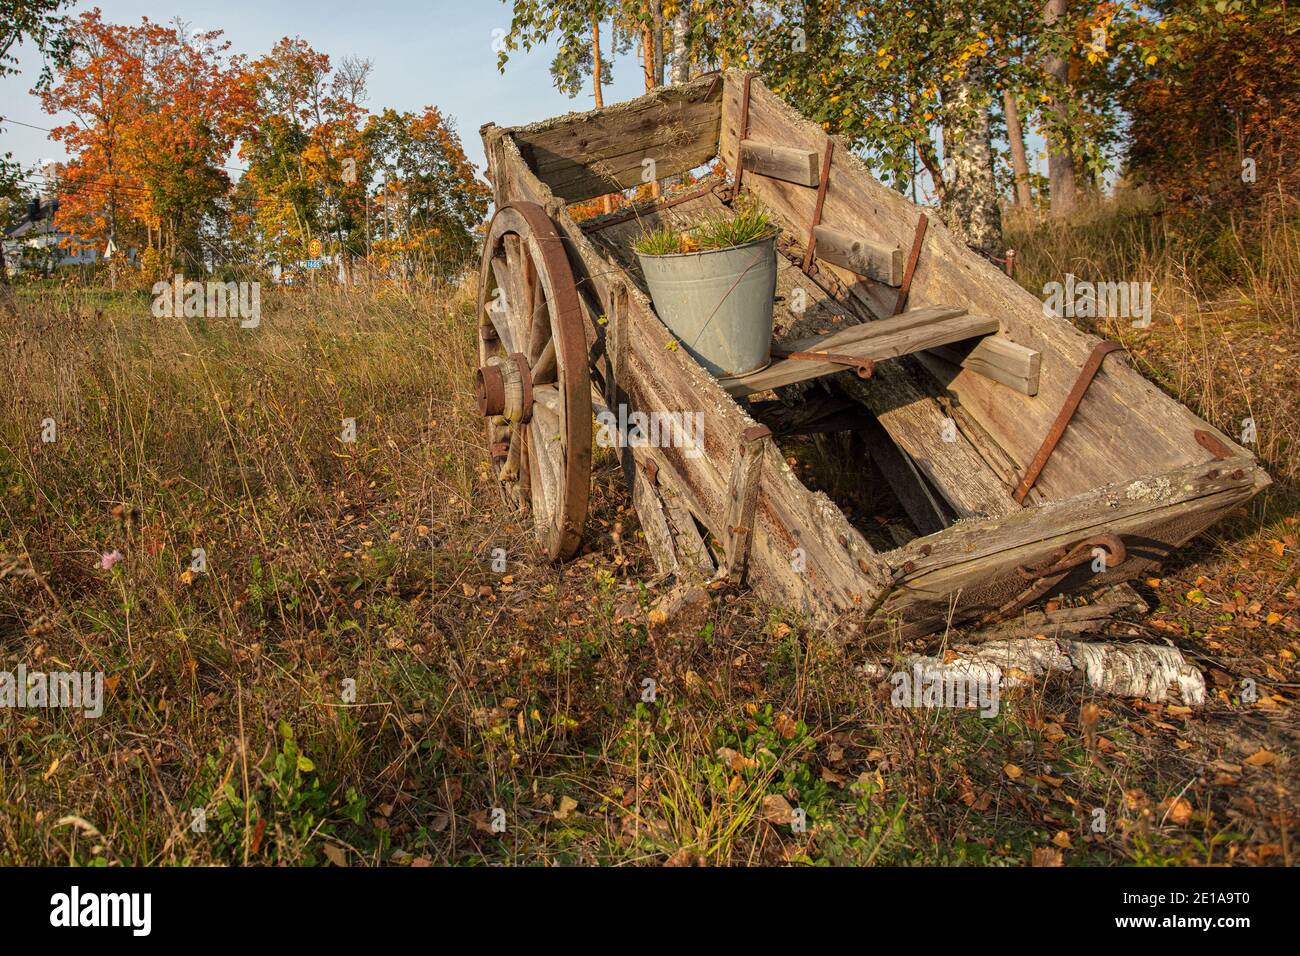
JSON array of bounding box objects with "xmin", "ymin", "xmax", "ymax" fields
[
  {"xmin": 1266, "ymin": 612, "xmax": 1283, "ymax": 626},
  {"xmin": 1003, "ymin": 762, "xmax": 1023, "ymax": 780},
  {"xmin": 1186, "ymin": 588, "xmax": 1205, "ymax": 604},
  {"xmin": 773, "ymin": 712, "xmax": 798, "ymax": 739},
  {"xmin": 1244, "ymin": 748, "xmax": 1277, "ymax": 767},
  {"xmin": 1145, "ymin": 54, "xmax": 1158, "ymax": 66},
  {"xmin": 552, "ymin": 795, "xmax": 578, "ymax": 820},
  {"xmin": 1159, "ymin": 795, "xmax": 1193, "ymax": 826}
]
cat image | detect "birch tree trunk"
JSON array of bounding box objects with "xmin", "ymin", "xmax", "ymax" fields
[
  {"xmin": 940, "ymin": 65, "xmax": 1003, "ymax": 257},
  {"xmin": 1043, "ymin": 0, "xmax": 1077, "ymax": 216},
  {"xmin": 671, "ymin": 5, "xmax": 690, "ymax": 84},
  {"xmin": 1003, "ymin": 88, "xmax": 1034, "ymax": 208}
]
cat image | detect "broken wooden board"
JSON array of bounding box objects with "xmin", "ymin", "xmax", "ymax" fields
[
  {"xmin": 928, "ymin": 336, "xmax": 1040, "ymax": 397},
  {"xmin": 834, "ymin": 362, "xmax": 1020, "ymax": 521},
  {"xmin": 740, "ymin": 140, "xmax": 819, "ymax": 187},
  {"xmin": 722, "ymin": 310, "xmax": 997, "ymax": 399},
  {"xmin": 856, "ymin": 415, "xmax": 949, "ymax": 536}
]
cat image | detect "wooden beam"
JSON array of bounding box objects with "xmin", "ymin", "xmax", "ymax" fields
[
  {"xmin": 739, "ymin": 139, "xmax": 819, "ymax": 187},
  {"xmin": 723, "ymin": 312, "xmax": 998, "ymax": 398},
  {"xmin": 928, "ymin": 337, "xmax": 1041, "ymax": 396},
  {"xmin": 813, "ymin": 225, "xmax": 903, "ymax": 285},
  {"xmin": 834, "ymin": 362, "xmax": 1021, "ymax": 521}
]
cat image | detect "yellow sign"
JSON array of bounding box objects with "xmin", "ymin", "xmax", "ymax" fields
[{"xmin": 308, "ymin": 239, "xmax": 322, "ymax": 257}]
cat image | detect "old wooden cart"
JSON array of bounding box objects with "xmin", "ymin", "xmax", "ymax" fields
[{"xmin": 475, "ymin": 71, "xmax": 1270, "ymax": 638}]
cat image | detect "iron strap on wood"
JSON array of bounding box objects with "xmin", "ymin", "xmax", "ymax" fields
[
  {"xmin": 892, "ymin": 213, "xmax": 929, "ymax": 315},
  {"xmin": 801, "ymin": 141, "xmax": 835, "ymax": 274},
  {"xmin": 733, "ymin": 73, "xmax": 757, "ymax": 195},
  {"xmin": 1012, "ymin": 341, "xmax": 1126, "ymax": 505}
]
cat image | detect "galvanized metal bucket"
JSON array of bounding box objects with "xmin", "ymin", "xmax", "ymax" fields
[{"xmin": 637, "ymin": 233, "xmax": 778, "ymax": 378}]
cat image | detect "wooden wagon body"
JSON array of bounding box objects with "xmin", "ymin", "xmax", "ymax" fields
[{"xmin": 475, "ymin": 71, "xmax": 1270, "ymax": 638}]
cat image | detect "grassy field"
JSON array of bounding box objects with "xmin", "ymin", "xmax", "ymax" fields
[{"xmin": 1, "ymin": 199, "xmax": 1296, "ymax": 866}]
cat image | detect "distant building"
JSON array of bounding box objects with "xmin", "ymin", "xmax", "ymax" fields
[{"xmin": 3, "ymin": 198, "xmax": 102, "ymax": 275}]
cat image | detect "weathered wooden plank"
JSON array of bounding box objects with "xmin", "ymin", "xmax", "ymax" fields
[
  {"xmin": 928, "ymin": 336, "xmax": 1041, "ymax": 396},
  {"xmin": 834, "ymin": 362, "xmax": 1020, "ymax": 520},
  {"xmin": 722, "ymin": 313, "xmax": 999, "ymax": 398},
  {"xmin": 508, "ymin": 75, "xmax": 723, "ymax": 203},
  {"xmin": 721, "ymin": 427, "xmax": 768, "ymax": 584},
  {"xmin": 739, "ymin": 139, "xmax": 819, "ymax": 187},
  {"xmin": 813, "ymin": 225, "xmax": 903, "ymax": 285}
]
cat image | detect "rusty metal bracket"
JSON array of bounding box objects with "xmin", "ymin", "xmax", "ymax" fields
[
  {"xmin": 892, "ymin": 213, "xmax": 930, "ymax": 316},
  {"xmin": 980, "ymin": 533, "xmax": 1128, "ymax": 626},
  {"xmin": 770, "ymin": 347, "xmax": 875, "ymax": 379},
  {"xmin": 1195, "ymin": 429, "xmax": 1234, "ymax": 460},
  {"xmin": 801, "ymin": 141, "xmax": 835, "ymax": 274},
  {"xmin": 1013, "ymin": 341, "xmax": 1126, "ymax": 505},
  {"xmin": 733, "ymin": 72, "xmax": 757, "ymax": 195}
]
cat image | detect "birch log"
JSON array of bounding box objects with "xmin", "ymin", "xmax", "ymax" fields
[{"xmin": 863, "ymin": 639, "xmax": 1207, "ymax": 706}]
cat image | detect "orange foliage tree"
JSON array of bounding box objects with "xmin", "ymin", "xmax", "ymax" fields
[
  {"xmin": 228, "ymin": 38, "xmax": 371, "ymax": 276},
  {"xmin": 40, "ymin": 10, "xmax": 242, "ymax": 274},
  {"xmin": 1124, "ymin": 1, "xmax": 1299, "ymax": 214}
]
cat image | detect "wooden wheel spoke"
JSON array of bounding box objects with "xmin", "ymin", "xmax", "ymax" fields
[
  {"xmin": 487, "ymin": 256, "xmax": 519, "ymax": 353},
  {"xmin": 532, "ymin": 338, "xmax": 557, "ymax": 385}
]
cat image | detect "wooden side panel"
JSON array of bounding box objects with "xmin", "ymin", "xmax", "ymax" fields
[
  {"xmin": 719, "ymin": 72, "xmax": 1252, "ymax": 502},
  {"xmin": 876, "ymin": 459, "xmax": 1268, "ymax": 637},
  {"xmin": 507, "ymin": 75, "xmax": 723, "ymax": 203}
]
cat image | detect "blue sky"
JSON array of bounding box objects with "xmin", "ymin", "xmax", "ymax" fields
[{"xmin": 0, "ymin": 0, "xmax": 651, "ymax": 179}]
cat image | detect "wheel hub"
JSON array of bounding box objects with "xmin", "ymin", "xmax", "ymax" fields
[{"xmin": 475, "ymin": 352, "xmax": 534, "ymax": 424}]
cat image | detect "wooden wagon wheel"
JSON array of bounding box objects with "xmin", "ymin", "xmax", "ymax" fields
[{"xmin": 476, "ymin": 201, "xmax": 592, "ymax": 562}]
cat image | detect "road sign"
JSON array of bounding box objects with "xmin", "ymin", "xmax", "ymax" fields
[{"xmin": 308, "ymin": 239, "xmax": 322, "ymax": 257}]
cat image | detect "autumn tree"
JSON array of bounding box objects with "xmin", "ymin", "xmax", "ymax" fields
[
  {"xmin": 362, "ymin": 106, "xmax": 491, "ymax": 278},
  {"xmin": 1123, "ymin": 1, "xmax": 1296, "ymax": 215},
  {"xmin": 228, "ymin": 39, "xmax": 371, "ymax": 275},
  {"xmin": 39, "ymin": 11, "xmax": 241, "ymax": 275}
]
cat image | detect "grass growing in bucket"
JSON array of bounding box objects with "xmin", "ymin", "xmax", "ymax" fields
[{"xmin": 634, "ymin": 205, "xmax": 774, "ymax": 256}]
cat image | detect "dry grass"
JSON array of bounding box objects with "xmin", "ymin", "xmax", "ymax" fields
[{"xmin": 1, "ymin": 195, "xmax": 1295, "ymax": 865}]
